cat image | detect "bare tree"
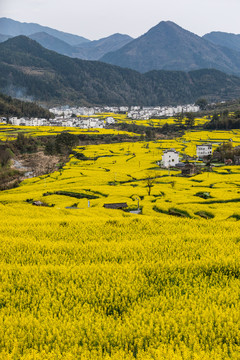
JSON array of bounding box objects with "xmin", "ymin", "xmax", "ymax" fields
[{"xmin": 145, "ymin": 176, "xmax": 155, "ymax": 196}]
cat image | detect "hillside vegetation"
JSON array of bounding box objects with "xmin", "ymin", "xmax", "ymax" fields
[
  {"xmin": 2, "ymin": 37, "xmax": 240, "ymax": 106},
  {"xmin": 0, "ymin": 92, "xmax": 53, "ymax": 119}
]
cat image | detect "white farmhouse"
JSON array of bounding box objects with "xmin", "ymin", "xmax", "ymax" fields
[
  {"xmin": 9, "ymin": 117, "xmax": 19, "ymax": 125},
  {"xmin": 62, "ymin": 119, "xmax": 73, "ymax": 127},
  {"xmin": 105, "ymin": 116, "xmax": 115, "ymax": 125},
  {"xmin": 196, "ymin": 144, "xmax": 212, "ymax": 158},
  {"xmin": 161, "ymin": 149, "xmax": 179, "ymax": 168},
  {"xmin": 120, "ymin": 106, "xmax": 128, "ymax": 112},
  {"xmin": 25, "ymin": 119, "xmax": 34, "ymax": 126}
]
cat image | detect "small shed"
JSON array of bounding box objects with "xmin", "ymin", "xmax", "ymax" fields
[
  {"xmin": 234, "ymin": 155, "xmax": 240, "ymax": 165},
  {"xmin": 224, "ymin": 158, "xmax": 233, "ymax": 165},
  {"xmin": 181, "ymin": 163, "xmax": 197, "ymax": 177},
  {"xmin": 103, "ymin": 202, "xmax": 128, "ymax": 209},
  {"xmin": 32, "ymin": 201, "xmax": 46, "ymax": 206}
]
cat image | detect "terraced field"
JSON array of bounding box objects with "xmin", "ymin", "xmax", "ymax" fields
[{"xmin": 1, "ymin": 127, "xmax": 240, "ymax": 359}]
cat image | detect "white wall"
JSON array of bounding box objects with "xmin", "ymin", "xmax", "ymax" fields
[{"xmin": 162, "ymin": 151, "xmax": 179, "ymax": 167}]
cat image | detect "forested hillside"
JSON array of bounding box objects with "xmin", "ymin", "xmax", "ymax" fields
[
  {"xmin": 0, "ymin": 93, "xmax": 53, "ymax": 118},
  {"xmin": 2, "ymin": 36, "xmax": 240, "ymax": 106}
]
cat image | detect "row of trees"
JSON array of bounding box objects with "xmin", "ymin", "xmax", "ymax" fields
[
  {"xmin": 213, "ymin": 142, "xmax": 240, "ymax": 162},
  {"xmin": 205, "ymin": 110, "xmax": 240, "ymax": 130}
]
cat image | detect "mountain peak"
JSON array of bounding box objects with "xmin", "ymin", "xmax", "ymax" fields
[
  {"xmin": 5, "ymin": 35, "xmax": 41, "ymax": 48},
  {"xmin": 157, "ymin": 20, "xmax": 179, "ymax": 26},
  {"xmin": 145, "ymin": 20, "xmax": 195, "ymax": 38},
  {"xmin": 100, "ymin": 20, "xmax": 240, "ymax": 74},
  {"xmin": 150, "ymin": 20, "xmax": 183, "ymax": 30},
  {"xmin": 2, "ymin": 35, "xmax": 52, "ymax": 59}
]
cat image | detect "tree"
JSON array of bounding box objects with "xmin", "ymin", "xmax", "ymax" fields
[
  {"xmin": 185, "ymin": 112, "xmax": 195, "ymax": 127},
  {"xmin": 0, "ymin": 146, "xmax": 13, "ymax": 167},
  {"xmin": 175, "ymin": 112, "xmax": 184, "ymax": 127},
  {"xmin": 14, "ymin": 133, "xmax": 37, "ymax": 153},
  {"xmin": 195, "ymin": 98, "xmax": 208, "ymax": 110},
  {"xmin": 212, "ymin": 113, "xmax": 219, "ymax": 121},
  {"xmin": 215, "ymin": 142, "xmax": 234, "ymax": 162},
  {"xmin": 234, "ymin": 110, "xmax": 240, "ymax": 119},
  {"xmin": 145, "ymin": 128, "xmax": 155, "ymax": 140},
  {"xmin": 55, "ymin": 132, "xmax": 79, "ymax": 155},
  {"xmin": 145, "ymin": 175, "xmax": 155, "ymax": 196},
  {"xmin": 222, "ymin": 110, "xmax": 229, "ymax": 118},
  {"xmin": 44, "ymin": 139, "xmax": 56, "ymax": 155}
]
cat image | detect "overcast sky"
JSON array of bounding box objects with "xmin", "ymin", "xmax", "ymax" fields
[{"xmin": 1, "ymin": 0, "xmax": 239, "ymax": 40}]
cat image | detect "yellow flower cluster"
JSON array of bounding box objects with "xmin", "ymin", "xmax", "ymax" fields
[
  {"xmin": 0, "ymin": 124, "xmax": 138, "ymax": 141},
  {"xmin": 0, "ymin": 206, "xmax": 240, "ymax": 359},
  {"xmin": 0, "ymin": 128, "xmax": 240, "ymax": 358}
]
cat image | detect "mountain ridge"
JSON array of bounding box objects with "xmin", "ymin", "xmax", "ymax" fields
[
  {"xmin": 0, "ymin": 17, "xmax": 90, "ymax": 45},
  {"xmin": 0, "ymin": 18, "xmax": 133, "ymax": 60},
  {"xmin": 75, "ymin": 33, "xmax": 133, "ymax": 60},
  {"xmin": 1, "ymin": 36, "xmax": 240, "ymax": 106},
  {"xmin": 101, "ymin": 21, "xmax": 240, "ymax": 75},
  {"xmin": 4, "ymin": 17, "xmax": 240, "ymax": 74},
  {"xmin": 203, "ymin": 31, "xmax": 240, "ymax": 53},
  {"xmin": 28, "ymin": 32, "xmax": 77, "ymax": 57}
]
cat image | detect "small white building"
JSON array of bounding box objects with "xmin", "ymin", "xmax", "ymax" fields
[
  {"xmin": 196, "ymin": 144, "xmax": 212, "ymax": 158},
  {"xmin": 105, "ymin": 117, "xmax": 115, "ymax": 125},
  {"xmin": 9, "ymin": 117, "xmax": 19, "ymax": 125},
  {"xmin": 62, "ymin": 119, "xmax": 73, "ymax": 127},
  {"xmin": 120, "ymin": 106, "xmax": 128, "ymax": 112},
  {"xmin": 161, "ymin": 149, "xmax": 180, "ymax": 168},
  {"xmin": 0, "ymin": 117, "xmax": 7, "ymax": 124}
]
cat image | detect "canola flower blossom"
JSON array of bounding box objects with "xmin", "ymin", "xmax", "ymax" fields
[
  {"xmin": 0, "ymin": 124, "xmax": 139, "ymax": 141},
  {"xmin": 1, "ymin": 127, "xmax": 240, "ymax": 359}
]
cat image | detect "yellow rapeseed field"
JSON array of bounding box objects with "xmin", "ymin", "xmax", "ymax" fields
[
  {"xmin": 0, "ymin": 124, "xmax": 139, "ymax": 141},
  {"xmin": 1, "ymin": 128, "xmax": 240, "ymax": 359}
]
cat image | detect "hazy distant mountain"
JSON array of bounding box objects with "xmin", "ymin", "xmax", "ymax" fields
[
  {"xmin": 75, "ymin": 33, "xmax": 133, "ymax": 60},
  {"xmin": 29, "ymin": 32, "xmax": 77, "ymax": 57},
  {"xmin": 0, "ymin": 17, "xmax": 90, "ymax": 45},
  {"xmin": 0, "ymin": 18, "xmax": 133, "ymax": 60},
  {"xmin": 29, "ymin": 32, "xmax": 133, "ymax": 60},
  {"xmin": 0, "ymin": 33, "xmax": 12, "ymax": 42},
  {"xmin": 101, "ymin": 21, "xmax": 240, "ymax": 75},
  {"xmin": 203, "ymin": 32, "xmax": 240, "ymax": 53},
  {"xmin": 1, "ymin": 36, "xmax": 240, "ymax": 106}
]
